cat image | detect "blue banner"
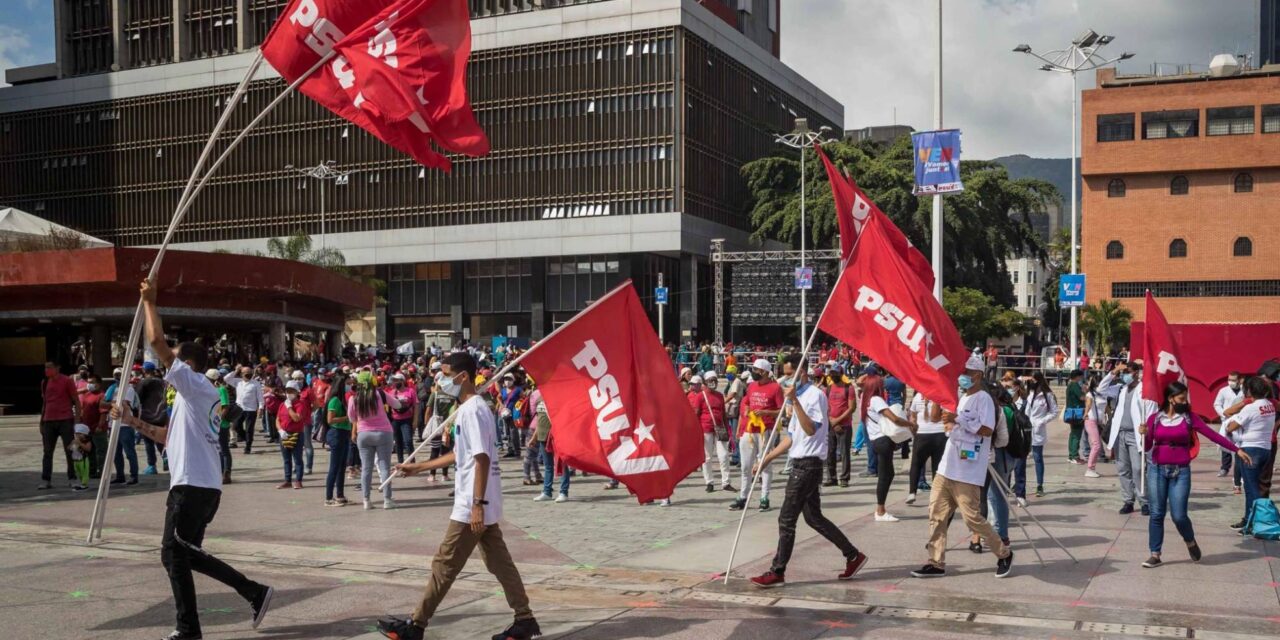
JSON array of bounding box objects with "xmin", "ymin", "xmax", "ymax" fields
[
  {"xmin": 794, "ymin": 267, "xmax": 814, "ymax": 290},
  {"xmin": 1060, "ymin": 274, "xmax": 1086, "ymax": 308},
  {"xmin": 911, "ymin": 129, "xmax": 964, "ymax": 195}
]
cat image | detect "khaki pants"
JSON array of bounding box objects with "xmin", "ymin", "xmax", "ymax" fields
[
  {"xmin": 925, "ymin": 474, "xmax": 1009, "ymax": 568},
  {"xmin": 413, "ymin": 520, "xmax": 533, "ymax": 625}
]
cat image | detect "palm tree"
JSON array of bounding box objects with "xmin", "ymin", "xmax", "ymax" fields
[{"xmin": 1078, "ymin": 299, "xmax": 1133, "ymax": 356}]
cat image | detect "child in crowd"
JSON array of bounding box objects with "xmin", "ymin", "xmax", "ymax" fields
[{"xmin": 69, "ymin": 423, "xmax": 93, "ymax": 491}]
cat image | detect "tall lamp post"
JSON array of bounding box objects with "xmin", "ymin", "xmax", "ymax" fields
[
  {"xmin": 774, "ymin": 118, "xmax": 834, "ymax": 344},
  {"xmin": 1013, "ymin": 30, "xmax": 1133, "ymax": 365},
  {"xmin": 288, "ymin": 160, "xmax": 351, "ymax": 250}
]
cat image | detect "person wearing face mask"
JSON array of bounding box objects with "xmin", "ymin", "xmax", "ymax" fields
[
  {"xmin": 324, "ymin": 373, "xmax": 352, "ymax": 506},
  {"xmin": 497, "ymin": 374, "xmax": 524, "ymax": 459},
  {"xmin": 1140, "ymin": 381, "xmax": 1248, "ymax": 568},
  {"xmin": 388, "ymin": 373, "xmax": 418, "ymax": 464},
  {"xmin": 80, "ymin": 374, "xmax": 108, "ymax": 480},
  {"xmin": 1223, "ymin": 376, "xmax": 1277, "ymax": 534},
  {"xmin": 38, "ymin": 361, "xmax": 81, "ymax": 490},
  {"xmin": 911, "ymin": 355, "xmax": 1013, "ymax": 579},
  {"xmin": 424, "ymin": 364, "xmax": 456, "ymax": 483},
  {"xmin": 689, "ymin": 374, "xmax": 732, "ymax": 493},
  {"xmin": 1024, "ymin": 372, "xmax": 1058, "ymax": 498},
  {"xmin": 1101, "ymin": 362, "xmax": 1158, "ymax": 515},
  {"xmin": 1214, "ymin": 372, "xmax": 1245, "ymax": 489},
  {"xmin": 729, "ymin": 359, "xmax": 784, "ymax": 512}
]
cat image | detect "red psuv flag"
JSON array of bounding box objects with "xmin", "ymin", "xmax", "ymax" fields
[
  {"xmin": 817, "ymin": 212, "xmax": 966, "ymax": 410},
  {"xmin": 260, "ymin": 0, "xmax": 484, "ymax": 170},
  {"xmin": 815, "ymin": 144, "xmax": 935, "ymax": 289},
  {"xmin": 519, "ymin": 282, "xmax": 703, "ymax": 503},
  {"xmin": 336, "ymin": 0, "xmax": 489, "ymax": 156},
  {"xmin": 1142, "ymin": 291, "xmax": 1190, "ymax": 407}
]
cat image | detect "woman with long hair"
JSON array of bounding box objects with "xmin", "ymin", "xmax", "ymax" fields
[
  {"xmin": 1024, "ymin": 372, "xmax": 1057, "ymax": 497},
  {"xmin": 1141, "ymin": 381, "xmax": 1249, "ymax": 568},
  {"xmin": 1082, "ymin": 375, "xmax": 1108, "ymax": 478},
  {"xmin": 349, "ymin": 370, "xmax": 401, "ymax": 510},
  {"xmin": 323, "ymin": 373, "xmax": 352, "ymax": 506}
]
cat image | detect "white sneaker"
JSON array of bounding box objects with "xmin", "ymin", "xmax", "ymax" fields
[
  {"xmin": 555, "ymin": 493, "xmax": 568, "ymax": 503},
  {"xmin": 363, "ymin": 499, "xmax": 372, "ymax": 510},
  {"xmin": 905, "ymin": 493, "xmax": 916, "ymax": 505},
  {"xmin": 875, "ymin": 512, "xmax": 899, "ymax": 522},
  {"xmin": 1084, "ymin": 469, "xmax": 1101, "ymax": 478},
  {"xmin": 533, "ymin": 493, "xmax": 552, "ymax": 502},
  {"xmin": 659, "ymin": 498, "xmax": 672, "ymax": 507},
  {"xmin": 1016, "ymin": 497, "xmax": 1028, "ymax": 508},
  {"xmin": 383, "ymin": 498, "xmax": 397, "ymax": 510}
]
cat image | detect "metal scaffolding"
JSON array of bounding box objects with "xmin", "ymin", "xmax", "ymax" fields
[{"xmin": 710, "ymin": 238, "xmax": 840, "ymax": 343}]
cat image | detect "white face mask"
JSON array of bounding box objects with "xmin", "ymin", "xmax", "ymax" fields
[{"xmin": 438, "ymin": 372, "xmax": 464, "ymax": 398}]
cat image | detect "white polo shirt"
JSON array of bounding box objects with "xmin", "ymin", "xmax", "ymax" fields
[
  {"xmin": 938, "ymin": 389, "xmax": 996, "ymax": 487},
  {"xmin": 787, "ymin": 383, "xmax": 829, "ymax": 460}
]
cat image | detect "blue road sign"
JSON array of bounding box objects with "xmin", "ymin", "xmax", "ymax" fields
[
  {"xmin": 655, "ymin": 287, "xmax": 669, "ymax": 304},
  {"xmin": 1060, "ymin": 274, "xmax": 1086, "ymax": 307}
]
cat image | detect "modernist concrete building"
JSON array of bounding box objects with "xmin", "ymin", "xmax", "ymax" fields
[{"xmin": 0, "ymin": 0, "xmax": 841, "ymax": 346}]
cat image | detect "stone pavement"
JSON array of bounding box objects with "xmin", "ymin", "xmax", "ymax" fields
[{"xmin": 1, "ymin": 416, "xmax": 1278, "ymax": 639}]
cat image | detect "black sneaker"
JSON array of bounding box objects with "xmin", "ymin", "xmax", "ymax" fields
[
  {"xmin": 250, "ymin": 585, "xmax": 274, "ymax": 629},
  {"xmin": 728, "ymin": 498, "xmax": 746, "ymax": 511},
  {"xmin": 1229, "ymin": 519, "xmax": 1247, "ymax": 531},
  {"xmin": 1118, "ymin": 502, "xmax": 1134, "ymax": 515},
  {"xmin": 1140, "ymin": 504, "xmax": 1150, "ymax": 516},
  {"xmin": 492, "ymin": 617, "xmax": 542, "ymax": 640},
  {"xmin": 995, "ymin": 551, "xmax": 1013, "ymax": 578},
  {"xmin": 705, "ymin": 483, "xmax": 715, "ymax": 493},
  {"xmin": 822, "ymin": 479, "xmax": 838, "ymax": 487},
  {"xmin": 162, "ymin": 631, "xmax": 202, "ymax": 640},
  {"xmin": 1141, "ymin": 555, "xmax": 1162, "ymax": 569},
  {"xmin": 126, "ymin": 476, "xmax": 139, "ymax": 486},
  {"xmin": 110, "ymin": 477, "xmax": 126, "ymax": 485},
  {"xmin": 911, "ymin": 564, "xmax": 946, "ymax": 578},
  {"xmin": 377, "ymin": 617, "xmax": 424, "ymax": 640},
  {"xmin": 1187, "ymin": 542, "xmax": 1202, "ymax": 562}
]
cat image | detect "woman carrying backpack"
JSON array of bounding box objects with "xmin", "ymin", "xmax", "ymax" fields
[
  {"xmin": 1141, "ymin": 381, "xmax": 1250, "ymax": 568},
  {"xmin": 1025, "ymin": 373, "xmax": 1058, "ymax": 498}
]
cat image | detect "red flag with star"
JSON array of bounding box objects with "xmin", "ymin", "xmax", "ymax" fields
[{"xmin": 518, "ymin": 282, "xmax": 703, "ymax": 503}]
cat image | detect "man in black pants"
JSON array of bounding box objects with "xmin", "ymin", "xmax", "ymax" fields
[
  {"xmin": 823, "ymin": 365, "xmax": 855, "ymax": 487},
  {"xmin": 114, "ymin": 280, "xmax": 273, "ymax": 640},
  {"xmin": 749, "ymin": 355, "xmax": 868, "ymax": 589}
]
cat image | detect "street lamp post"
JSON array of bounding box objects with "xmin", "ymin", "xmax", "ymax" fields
[
  {"xmin": 288, "ymin": 161, "xmax": 351, "ymax": 250},
  {"xmin": 1013, "ymin": 30, "xmax": 1133, "ymax": 366},
  {"xmin": 774, "ymin": 118, "xmax": 834, "ymax": 345}
]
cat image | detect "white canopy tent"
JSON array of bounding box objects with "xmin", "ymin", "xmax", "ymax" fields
[{"xmin": 0, "ymin": 206, "xmax": 111, "ymax": 250}]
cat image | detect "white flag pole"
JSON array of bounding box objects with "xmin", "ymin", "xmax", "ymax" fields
[
  {"xmin": 379, "ymin": 281, "xmax": 638, "ymax": 492},
  {"xmin": 88, "ymin": 52, "xmax": 265, "ymax": 541},
  {"xmin": 88, "ymin": 50, "xmax": 339, "ymax": 541}
]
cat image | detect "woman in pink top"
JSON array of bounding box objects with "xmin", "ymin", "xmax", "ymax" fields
[
  {"xmin": 348, "ymin": 370, "xmax": 402, "ymax": 510},
  {"xmin": 1139, "ymin": 381, "xmax": 1252, "ymax": 569}
]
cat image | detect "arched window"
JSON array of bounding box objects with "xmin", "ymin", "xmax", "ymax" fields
[
  {"xmin": 1169, "ymin": 238, "xmax": 1187, "ymax": 258},
  {"xmin": 1106, "ymin": 240, "xmax": 1125, "ymax": 259},
  {"xmin": 1234, "ymin": 237, "xmax": 1253, "ymax": 257},
  {"xmin": 1234, "ymin": 172, "xmax": 1254, "ymax": 193},
  {"xmin": 1108, "ymin": 178, "xmax": 1126, "ymax": 197},
  {"xmin": 1170, "ymin": 175, "xmax": 1189, "ymax": 195}
]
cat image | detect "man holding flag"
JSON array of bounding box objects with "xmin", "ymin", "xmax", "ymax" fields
[{"xmin": 382, "ymin": 351, "xmax": 540, "ymax": 640}]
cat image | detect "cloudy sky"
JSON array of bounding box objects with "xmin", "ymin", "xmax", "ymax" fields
[
  {"xmin": 780, "ymin": 0, "xmax": 1259, "ymax": 158},
  {"xmin": 0, "ymin": 0, "xmax": 1261, "ymax": 159}
]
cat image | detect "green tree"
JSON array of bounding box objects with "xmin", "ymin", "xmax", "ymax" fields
[
  {"xmin": 258, "ymin": 231, "xmax": 385, "ymax": 304},
  {"xmin": 1039, "ymin": 227, "xmax": 1072, "ymax": 332},
  {"xmin": 1078, "ymin": 299, "xmax": 1133, "ymax": 356},
  {"xmin": 942, "ymin": 287, "xmax": 1028, "ymax": 347},
  {"xmin": 742, "ymin": 137, "xmax": 1058, "ymax": 306}
]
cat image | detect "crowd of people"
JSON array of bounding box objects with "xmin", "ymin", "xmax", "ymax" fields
[{"xmin": 36, "ymin": 318, "xmax": 1280, "ymax": 636}]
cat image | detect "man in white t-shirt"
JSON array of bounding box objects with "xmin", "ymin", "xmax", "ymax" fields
[
  {"xmin": 748, "ymin": 354, "xmax": 868, "ymax": 589},
  {"xmin": 1214, "ymin": 372, "xmax": 1245, "ymax": 481},
  {"xmin": 113, "ymin": 281, "xmax": 273, "ymax": 640},
  {"xmin": 382, "ymin": 352, "xmax": 539, "ymax": 640},
  {"xmin": 1225, "ymin": 376, "xmax": 1278, "ymax": 532},
  {"xmin": 911, "ymin": 354, "xmax": 1013, "ymax": 579}
]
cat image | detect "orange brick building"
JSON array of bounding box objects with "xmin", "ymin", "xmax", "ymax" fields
[{"xmin": 1080, "ymin": 66, "xmax": 1280, "ymax": 323}]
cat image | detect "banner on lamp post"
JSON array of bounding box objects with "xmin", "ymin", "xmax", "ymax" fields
[{"xmin": 911, "ymin": 129, "xmax": 964, "ymax": 195}]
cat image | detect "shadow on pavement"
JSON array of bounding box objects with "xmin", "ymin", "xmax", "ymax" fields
[{"xmin": 89, "ymin": 587, "xmax": 333, "ymax": 635}]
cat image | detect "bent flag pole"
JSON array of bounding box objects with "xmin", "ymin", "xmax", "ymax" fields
[{"xmin": 1139, "ymin": 291, "xmax": 1187, "ymax": 497}]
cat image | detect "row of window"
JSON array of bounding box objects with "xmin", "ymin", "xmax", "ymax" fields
[
  {"xmin": 1107, "ymin": 173, "xmax": 1254, "ymax": 197},
  {"xmin": 1112, "ymin": 280, "xmax": 1280, "ymax": 298},
  {"xmin": 1098, "ymin": 105, "xmax": 1280, "ymax": 142},
  {"xmin": 1105, "ymin": 237, "xmax": 1253, "ymax": 259},
  {"xmin": 1012, "ymin": 270, "xmax": 1038, "ymax": 284}
]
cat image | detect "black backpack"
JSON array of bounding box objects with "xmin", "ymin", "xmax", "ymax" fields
[{"xmin": 1005, "ymin": 401, "xmax": 1034, "ymax": 459}]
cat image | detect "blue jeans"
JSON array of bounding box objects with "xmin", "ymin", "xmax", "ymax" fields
[
  {"xmin": 303, "ymin": 422, "xmax": 315, "ymax": 472},
  {"xmin": 1147, "ymin": 462, "xmax": 1193, "ymax": 554},
  {"xmin": 987, "ymin": 451, "xmax": 1011, "ymax": 541},
  {"xmin": 325, "ymin": 428, "xmax": 351, "ymax": 500},
  {"xmin": 114, "ymin": 426, "xmax": 139, "ymax": 479},
  {"xmin": 280, "ymin": 440, "xmax": 304, "ymax": 483},
  {"xmin": 853, "ymin": 421, "xmax": 867, "ymax": 452},
  {"xmin": 1010, "ymin": 452, "xmax": 1028, "ymax": 498},
  {"xmin": 1241, "ymin": 447, "xmax": 1271, "ymax": 524},
  {"xmin": 539, "ymin": 442, "xmax": 572, "ymax": 497},
  {"xmin": 391, "ymin": 418, "xmax": 414, "ymax": 463},
  {"xmin": 1031, "ymin": 445, "xmax": 1045, "ymax": 488},
  {"xmin": 144, "ymin": 434, "xmax": 162, "ymax": 467}
]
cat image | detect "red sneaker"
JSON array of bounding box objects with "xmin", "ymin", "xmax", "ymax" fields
[
  {"xmin": 750, "ymin": 570, "xmax": 785, "ymax": 588},
  {"xmin": 839, "ymin": 552, "xmax": 868, "ymax": 581}
]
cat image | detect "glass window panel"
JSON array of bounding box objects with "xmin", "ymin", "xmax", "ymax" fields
[
  {"xmin": 478, "ymin": 278, "xmax": 492, "ymax": 313},
  {"xmin": 547, "ymin": 277, "xmax": 561, "ymax": 312},
  {"xmin": 506, "ymin": 277, "xmax": 520, "ymax": 311},
  {"xmin": 576, "ymin": 274, "xmax": 591, "ymax": 308},
  {"xmin": 414, "ymin": 280, "xmax": 428, "ymax": 314},
  {"xmin": 493, "ymin": 276, "xmax": 506, "ymax": 310}
]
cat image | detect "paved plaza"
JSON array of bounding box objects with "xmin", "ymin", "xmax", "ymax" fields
[{"xmin": 1, "ymin": 415, "xmax": 1278, "ymax": 640}]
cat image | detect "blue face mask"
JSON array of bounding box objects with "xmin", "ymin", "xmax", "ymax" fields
[
  {"xmin": 958, "ymin": 375, "xmax": 974, "ymax": 391},
  {"xmin": 1122, "ymin": 373, "xmax": 1135, "ymax": 385},
  {"xmin": 780, "ymin": 377, "xmax": 795, "ymax": 390}
]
